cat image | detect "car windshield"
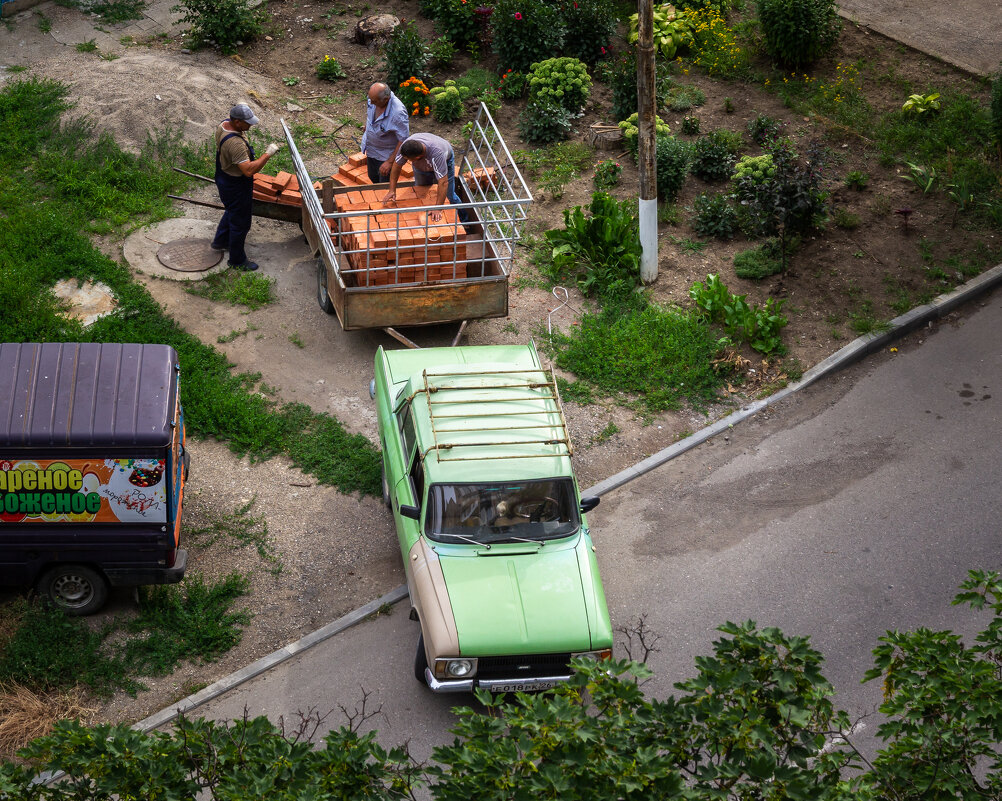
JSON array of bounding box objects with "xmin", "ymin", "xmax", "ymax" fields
[{"xmin": 426, "ymin": 479, "xmax": 579, "ymax": 544}]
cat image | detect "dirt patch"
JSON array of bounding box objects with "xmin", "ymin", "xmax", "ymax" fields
[{"xmin": 2, "ymin": 1, "xmax": 998, "ymax": 729}]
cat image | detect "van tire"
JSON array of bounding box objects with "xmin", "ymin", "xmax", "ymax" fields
[
  {"xmin": 414, "ymin": 632, "xmax": 428, "ymax": 684},
  {"xmin": 36, "ymin": 565, "xmax": 108, "ymax": 616}
]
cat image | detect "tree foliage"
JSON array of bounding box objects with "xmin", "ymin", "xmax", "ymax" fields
[{"xmin": 4, "ymin": 570, "xmax": 1002, "ymax": 800}]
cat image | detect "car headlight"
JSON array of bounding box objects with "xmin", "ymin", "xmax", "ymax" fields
[
  {"xmin": 435, "ymin": 658, "xmax": 478, "ymax": 679},
  {"xmin": 572, "ymin": 648, "xmax": 613, "ymax": 662}
]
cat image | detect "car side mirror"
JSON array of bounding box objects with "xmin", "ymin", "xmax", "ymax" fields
[
  {"xmin": 400, "ymin": 504, "xmax": 421, "ymax": 520},
  {"xmin": 580, "ymin": 496, "xmax": 600, "ymax": 514}
]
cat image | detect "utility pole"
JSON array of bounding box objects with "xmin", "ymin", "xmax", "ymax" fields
[{"xmin": 636, "ymin": 0, "xmax": 658, "ymax": 283}]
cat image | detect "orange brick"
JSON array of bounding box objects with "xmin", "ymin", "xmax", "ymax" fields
[
  {"xmin": 280, "ymin": 189, "xmax": 302, "ymax": 203},
  {"xmin": 273, "ymin": 171, "xmax": 294, "ymax": 190},
  {"xmin": 348, "ymin": 152, "xmax": 367, "ymax": 167}
]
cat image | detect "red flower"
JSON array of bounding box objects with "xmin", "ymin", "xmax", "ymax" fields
[
  {"xmin": 573, "ymin": 1, "xmax": 577, "ymax": 6},
  {"xmin": 514, "ymin": 11, "xmax": 522, "ymax": 19}
]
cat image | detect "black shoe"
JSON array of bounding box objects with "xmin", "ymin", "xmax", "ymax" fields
[
  {"xmin": 228, "ymin": 261, "xmax": 259, "ymax": 271},
  {"xmin": 210, "ymin": 243, "xmax": 226, "ymax": 252}
]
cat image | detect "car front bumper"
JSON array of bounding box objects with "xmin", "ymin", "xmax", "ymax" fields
[{"xmin": 424, "ymin": 668, "xmax": 572, "ymax": 693}]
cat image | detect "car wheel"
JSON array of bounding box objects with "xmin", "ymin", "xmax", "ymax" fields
[
  {"xmin": 317, "ymin": 258, "xmax": 335, "ymax": 314},
  {"xmin": 36, "ymin": 565, "xmax": 108, "ymax": 616},
  {"xmin": 382, "ymin": 464, "xmax": 391, "ymax": 509},
  {"xmin": 414, "ymin": 632, "xmax": 428, "ymax": 684}
]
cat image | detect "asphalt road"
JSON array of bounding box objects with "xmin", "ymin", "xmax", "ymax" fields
[{"xmin": 185, "ymin": 287, "xmax": 1001, "ymax": 763}]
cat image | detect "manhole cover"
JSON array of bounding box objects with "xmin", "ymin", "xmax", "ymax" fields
[{"xmin": 157, "ymin": 238, "xmax": 223, "ymax": 272}]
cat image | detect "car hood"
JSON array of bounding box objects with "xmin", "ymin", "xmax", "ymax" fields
[{"xmin": 439, "ymin": 543, "xmax": 595, "ymax": 655}]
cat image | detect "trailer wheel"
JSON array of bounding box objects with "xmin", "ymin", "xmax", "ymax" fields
[
  {"xmin": 317, "ymin": 258, "xmax": 335, "ymax": 315},
  {"xmin": 36, "ymin": 565, "xmax": 108, "ymax": 616},
  {"xmin": 414, "ymin": 632, "xmax": 429, "ymax": 684}
]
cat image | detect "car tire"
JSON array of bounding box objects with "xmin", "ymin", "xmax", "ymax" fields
[
  {"xmin": 36, "ymin": 565, "xmax": 108, "ymax": 616},
  {"xmin": 317, "ymin": 258, "xmax": 335, "ymax": 315},
  {"xmin": 382, "ymin": 464, "xmax": 391, "ymax": 509},
  {"xmin": 414, "ymin": 632, "xmax": 428, "ymax": 684}
]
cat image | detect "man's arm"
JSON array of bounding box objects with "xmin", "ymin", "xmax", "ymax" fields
[
  {"xmin": 381, "ymin": 161, "xmax": 404, "ymax": 202},
  {"xmin": 379, "ymin": 141, "xmax": 404, "ymax": 177},
  {"xmin": 235, "ymin": 150, "xmax": 276, "ymax": 178}
]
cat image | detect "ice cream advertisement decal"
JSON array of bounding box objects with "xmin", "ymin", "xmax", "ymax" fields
[{"xmin": 0, "ymin": 459, "xmax": 167, "ymax": 524}]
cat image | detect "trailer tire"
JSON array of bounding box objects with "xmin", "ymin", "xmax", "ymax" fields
[
  {"xmin": 317, "ymin": 258, "xmax": 335, "ymax": 314},
  {"xmin": 36, "ymin": 565, "xmax": 108, "ymax": 616}
]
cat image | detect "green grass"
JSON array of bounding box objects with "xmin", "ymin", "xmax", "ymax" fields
[
  {"xmin": 516, "ymin": 142, "xmax": 595, "ymax": 198},
  {"xmin": 75, "ymin": 39, "xmax": 99, "ymax": 52},
  {"xmin": 185, "ymin": 270, "xmax": 276, "ymax": 310},
  {"xmin": 186, "ymin": 497, "xmax": 282, "ymax": 574},
  {"xmin": 0, "ymin": 77, "xmax": 382, "ymax": 498}
]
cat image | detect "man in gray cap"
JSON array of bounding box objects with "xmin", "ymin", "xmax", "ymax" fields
[
  {"xmin": 210, "ymin": 103, "xmax": 282, "ymax": 272},
  {"xmin": 360, "ymin": 82, "xmax": 409, "ymax": 184}
]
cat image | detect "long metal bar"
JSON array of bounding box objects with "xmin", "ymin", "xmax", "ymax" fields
[
  {"xmin": 167, "ymin": 194, "xmax": 224, "ymax": 210},
  {"xmin": 172, "ymin": 167, "xmax": 214, "ymax": 184}
]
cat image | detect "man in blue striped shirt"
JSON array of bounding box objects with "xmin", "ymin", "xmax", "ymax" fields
[{"xmin": 361, "ymin": 82, "xmax": 410, "ymax": 184}]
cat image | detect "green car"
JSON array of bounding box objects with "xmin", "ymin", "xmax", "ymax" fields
[{"xmin": 372, "ymin": 343, "xmax": 613, "ymax": 692}]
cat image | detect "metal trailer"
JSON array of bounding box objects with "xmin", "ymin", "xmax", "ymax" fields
[{"xmin": 284, "ymin": 103, "xmax": 533, "ymax": 346}]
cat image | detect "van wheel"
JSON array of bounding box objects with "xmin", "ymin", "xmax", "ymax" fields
[
  {"xmin": 317, "ymin": 258, "xmax": 335, "ymax": 314},
  {"xmin": 414, "ymin": 632, "xmax": 428, "ymax": 684},
  {"xmin": 36, "ymin": 565, "xmax": 108, "ymax": 616}
]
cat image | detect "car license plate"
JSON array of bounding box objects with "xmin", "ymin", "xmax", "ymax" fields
[{"xmin": 495, "ymin": 681, "xmax": 556, "ymax": 693}]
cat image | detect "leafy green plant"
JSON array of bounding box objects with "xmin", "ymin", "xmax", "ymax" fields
[
  {"xmin": 690, "ymin": 129, "xmax": 742, "ymax": 182},
  {"xmin": 655, "ymin": 134, "xmax": 691, "ymax": 201},
  {"xmin": 479, "ymin": 86, "xmax": 502, "ymax": 114},
  {"xmin": 993, "ymin": 68, "xmax": 1002, "ymax": 144},
  {"xmin": 527, "ymin": 56, "xmax": 591, "ymax": 113},
  {"xmin": 593, "ymin": 159, "xmax": 623, "ymax": 190},
  {"xmin": 498, "ymin": 68, "xmax": 528, "ymax": 99},
  {"xmin": 35, "ymin": 12, "xmax": 52, "ymax": 32},
  {"xmin": 543, "ymin": 191, "xmax": 642, "ymax": 298},
  {"xmin": 75, "ymin": 39, "xmax": 99, "ymax": 52},
  {"xmin": 734, "ymin": 239, "xmax": 784, "ymax": 279},
  {"xmin": 430, "ymin": 81, "xmax": 465, "ymax": 122},
  {"xmin": 629, "ymin": 3, "xmax": 695, "ymax": 59},
  {"xmin": 172, "ymin": 0, "xmax": 266, "ymax": 55},
  {"xmin": 315, "ymin": 55, "xmax": 346, "ymax": 81},
  {"xmin": 690, "ymin": 273, "xmax": 788, "ymax": 354},
  {"xmin": 490, "ymin": 0, "xmax": 566, "ymax": 73},
  {"xmin": 618, "ymin": 112, "xmax": 671, "ymax": 159},
  {"xmin": 558, "ymin": 0, "xmax": 617, "ymax": 64},
  {"xmin": 658, "ymin": 202, "xmax": 681, "ymax": 224},
  {"xmin": 755, "ymin": 0, "xmax": 841, "ymax": 69},
  {"xmin": 902, "ymin": 161, "xmax": 938, "ymax": 193},
  {"xmin": 733, "ymin": 153, "xmax": 776, "ymax": 184},
  {"xmin": 434, "ymin": 0, "xmax": 478, "ymax": 46},
  {"xmin": 663, "ymin": 82, "xmax": 706, "ymax": 112},
  {"xmin": 691, "ymin": 192, "xmax": 737, "ymax": 239},
  {"xmin": 383, "ymin": 21, "xmax": 431, "ymax": 88},
  {"xmin": 518, "ymin": 98, "xmax": 572, "ymax": 144},
  {"xmin": 282, "ymin": 76, "xmax": 300, "ymax": 87},
  {"xmin": 185, "ymin": 270, "xmax": 275, "ymax": 310},
  {"xmin": 681, "ymin": 115, "xmax": 701, "ymax": 135},
  {"xmin": 687, "ymin": 7, "xmax": 751, "ymax": 78},
  {"xmin": 844, "ymin": 169, "xmax": 868, "ymax": 190},
  {"xmin": 901, "ymin": 91, "xmax": 941, "ymax": 114},
  {"xmin": 430, "ymin": 35, "xmax": 457, "ymax": 66},
  {"xmin": 746, "ymin": 113, "xmax": 783, "ymax": 145},
  {"xmin": 608, "ymin": 49, "xmax": 639, "ymax": 121},
  {"xmin": 834, "ymin": 207, "xmax": 860, "ymax": 228}
]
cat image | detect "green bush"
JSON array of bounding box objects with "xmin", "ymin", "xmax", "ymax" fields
[
  {"xmin": 314, "ymin": 55, "xmax": 346, "ymax": 81},
  {"xmin": 430, "ymin": 35, "xmax": 457, "ymax": 67},
  {"xmin": 681, "ymin": 115, "xmax": 701, "ymax": 135},
  {"xmin": 734, "ymin": 240, "xmax": 784, "ymax": 279},
  {"xmin": 691, "ymin": 192, "xmax": 737, "ymax": 239},
  {"xmin": 434, "ymin": 0, "xmax": 478, "ymax": 46},
  {"xmin": 490, "ymin": 0, "xmax": 566, "ymax": 73},
  {"xmin": 430, "ymin": 81, "xmax": 465, "ymax": 122},
  {"xmin": 559, "ymin": 0, "xmax": 617, "ymax": 64},
  {"xmin": 543, "ymin": 191, "xmax": 642, "ymax": 299},
  {"xmin": 675, "ymin": 0, "xmax": 732, "ymax": 12},
  {"xmin": 527, "ymin": 56, "xmax": 591, "ymax": 113},
  {"xmin": 690, "ymin": 129, "xmax": 742, "ymax": 182},
  {"xmin": 618, "ymin": 112, "xmax": 671, "ymax": 159},
  {"xmin": 690, "ymin": 273, "xmax": 788, "ymax": 354},
  {"xmin": 992, "ymin": 68, "xmax": 1002, "ymax": 144},
  {"xmin": 383, "ymin": 21, "xmax": 431, "ymax": 89},
  {"xmin": 498, "ymin": 68, "xmax": 528, "ymax": 99},
  {"xmin": 518, "ymin": 98, "xmax": 572, "ymax": 144},
  {"xmin": 656, "ymin": 134, "xmax": 691, "ymax": 201},
  {"xmin": 609, "ymin": 50, "xmax": 639, "ymax": 121},
  {"xmin": 173, "ymin": 0, "xmax": 265, "ymax": 55},
  {"xmin": 746, "ymin": 113, "xmax": 783, "ymax": 145},
  {"xmin": 662, "ymin": 82, "xmax": 706, "ymax": 113},
  {"xmin": 756, "ymin": 0, "xmax": 841, "ymax": 69}
]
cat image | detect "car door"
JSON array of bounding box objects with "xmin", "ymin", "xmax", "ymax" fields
[{"xmin": 390, "ymin": 401, "xmax": 424, "ymax": 558}]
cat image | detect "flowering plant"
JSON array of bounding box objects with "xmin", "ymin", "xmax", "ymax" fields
[
  {"xmin": 559, "ymin": 0, "xmax": 617, "ymax": 64},
  {"xmin": 498, "ymin": 68, "xmax": 528, "ymax": 99},
  {"xmin": 314, "ymin": 55, "xmax": 346, "ymax": 81},
  {"xmin": 593, "ymin": 159, "xmax": 622, "ymax": 190},
  {"xmin": 398, "ymin": 76, "xmax": 432, "ymax": 116},
  {"xmin": 490, "ymin": 0, "xmax": 566, "ymax": 73}
]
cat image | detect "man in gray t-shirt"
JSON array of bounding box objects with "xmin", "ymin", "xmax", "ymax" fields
[{"xmin": 383, "ymin": 132, "xmax": 468, "ymax": 223}]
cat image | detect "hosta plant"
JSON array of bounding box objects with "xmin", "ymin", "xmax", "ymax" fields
[
  {"xmin": 628, "ymin": 4, "xmax": 695, "ymax": 59},
  {"xmin": 901, "ymin": 92, "xmax": 941, "ymax": 114}
]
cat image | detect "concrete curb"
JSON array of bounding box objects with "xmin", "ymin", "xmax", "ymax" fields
[{"xmin": 125, "ymin": 261, "xmax": 1002, "ymax": 734}]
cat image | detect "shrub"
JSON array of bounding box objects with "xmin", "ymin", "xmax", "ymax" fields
[
  {"xmin": 383, "ymin": 21, "xmax": 431, "ymax": 88},
  {"xmin": 430, "ymin": 35, "xmax": 457, "ymax": 67},
  {"xmin": 681, "ymin": 115, "xmax": 701, "ymax": 135},
  {"xmin": 543, "ymin": 191, "xmax": 642, "ymax": 298},
  {"xmin": 609, "ymin": 50, "xmax": 638, "ymax": 121},
  {"xmin": 593, "ymin": 159, "xmax": 623, "ymax": 190},
  {"xmin": 559, "ymin": 0, "xmax": 617, "ymax": 64},
  {"xmin": 314, "ymin": 55, "xmax": 346, "ymax": 81},
  {"xmin": 676, "ymin": 0, "xmax": 732, "ymax": 12},
  {"xmin": 656, "ymin": 134, "xmax": 691, "ymax": 201},
  {"xmin": 746, "ymin": 113, "xmax": 783, "ymax": 145},
  {"xmin": 692, "ymin": 192, "xmax": 737, "ymax": 238},
  {"xmin": 844, "ymin": 170, "xmax": 868, "ymax": 190},
  {"xmin": 519, "ymin": 98, "xmax": 572, "ymax": 144},
  {"xmin": 690, "ymin": 273, "xmax": 788, "ymax": 354},
  {"xmin": 756, "ymin": 0, "xmax": 841, "ymax": 69},
  {"xmin": 734, "ymin": 240, "xmax": 784, "ymax": 279},
  {"xmin": 687, "ymin": 8, "xmax": 750, "ymax": 78},
  {"xmin": 527, "ymin": 56, "xmax": 591, "ymax": 113},
  {"xmin": 397, "ymin": 76, "xmax": 433, "ymax": 117},
  {"xmin": 479, "ymin": 86, "xmax": 502, "ymax": 114},
  {"xmin": 618, "ymin": 112, "xmax": 671, "ymax": 159},
  {"xmin": 993, "ymin": 68, "xmax": 1002, "ymax": 144},
  {"xmin": 498, "ymin": 68, "xmax": 528, "ymax": 99},
  {"xmin": 430, "ymin": 81, "xmax": 466, "ymax": 122},
  {"xmin": 173, "ymin": 0, "xmax": 265, "ymax": 55},
  {"xmin": 690, "ymin": 129, "xmax": 742, "ymax": 182},
  {"xmin": 435, "ymin": 0, "xmax": 478, "ymax": 46},
  {"xmin": 490, "ymin": 0, "xmax": 566, "ymax": 73}
]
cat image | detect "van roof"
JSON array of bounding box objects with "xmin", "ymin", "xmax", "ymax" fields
[{"xmin": 0, "ymin": 343, "xmax": 179, "ymax": 451}]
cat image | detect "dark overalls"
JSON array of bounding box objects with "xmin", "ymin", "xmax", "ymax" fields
[{"xmin": 211, "ymin": 129, "xmax": 255, "ymax": 267}]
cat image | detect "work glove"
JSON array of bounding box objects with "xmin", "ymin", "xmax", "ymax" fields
[{"xmin": 265, "ymin": 143, "xmax": 281, "ymax": 157}]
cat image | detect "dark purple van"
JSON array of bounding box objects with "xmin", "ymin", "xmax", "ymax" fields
[{"xmin": 0, "ymin": 343, "xmax": 188, "ymax": 614}]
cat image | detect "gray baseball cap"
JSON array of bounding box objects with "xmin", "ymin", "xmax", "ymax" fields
[{"xmin": 229, "ymin": 103, "xmax": 260, "ymax": 125}]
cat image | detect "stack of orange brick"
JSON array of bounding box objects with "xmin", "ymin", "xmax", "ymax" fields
[
  {"xmin": 334, "ymin": 152, "xmax": 414, "ymax": 187},
  {"xmin": 331, "ymin": 186, "xmax": 467, "ymax": 286},
  {"xmin": 252, "ymin": 171, "xmax": 315, "ymax": 206}
]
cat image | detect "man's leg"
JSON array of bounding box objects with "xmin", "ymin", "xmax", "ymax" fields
[
  {"xmin": 211, "ymin": 209, "xmax": 230, "ymax": 251},
  {"xmin": 445, "ymin": 153, "xmax": 469, "ymax": 224},
  {"xmin": 216, "ymin": 182, "xmax": 254, "ymax": 267},
  {"xmin": 366, "ymin": 157, "xmax": 384, "ymax": 184}
]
